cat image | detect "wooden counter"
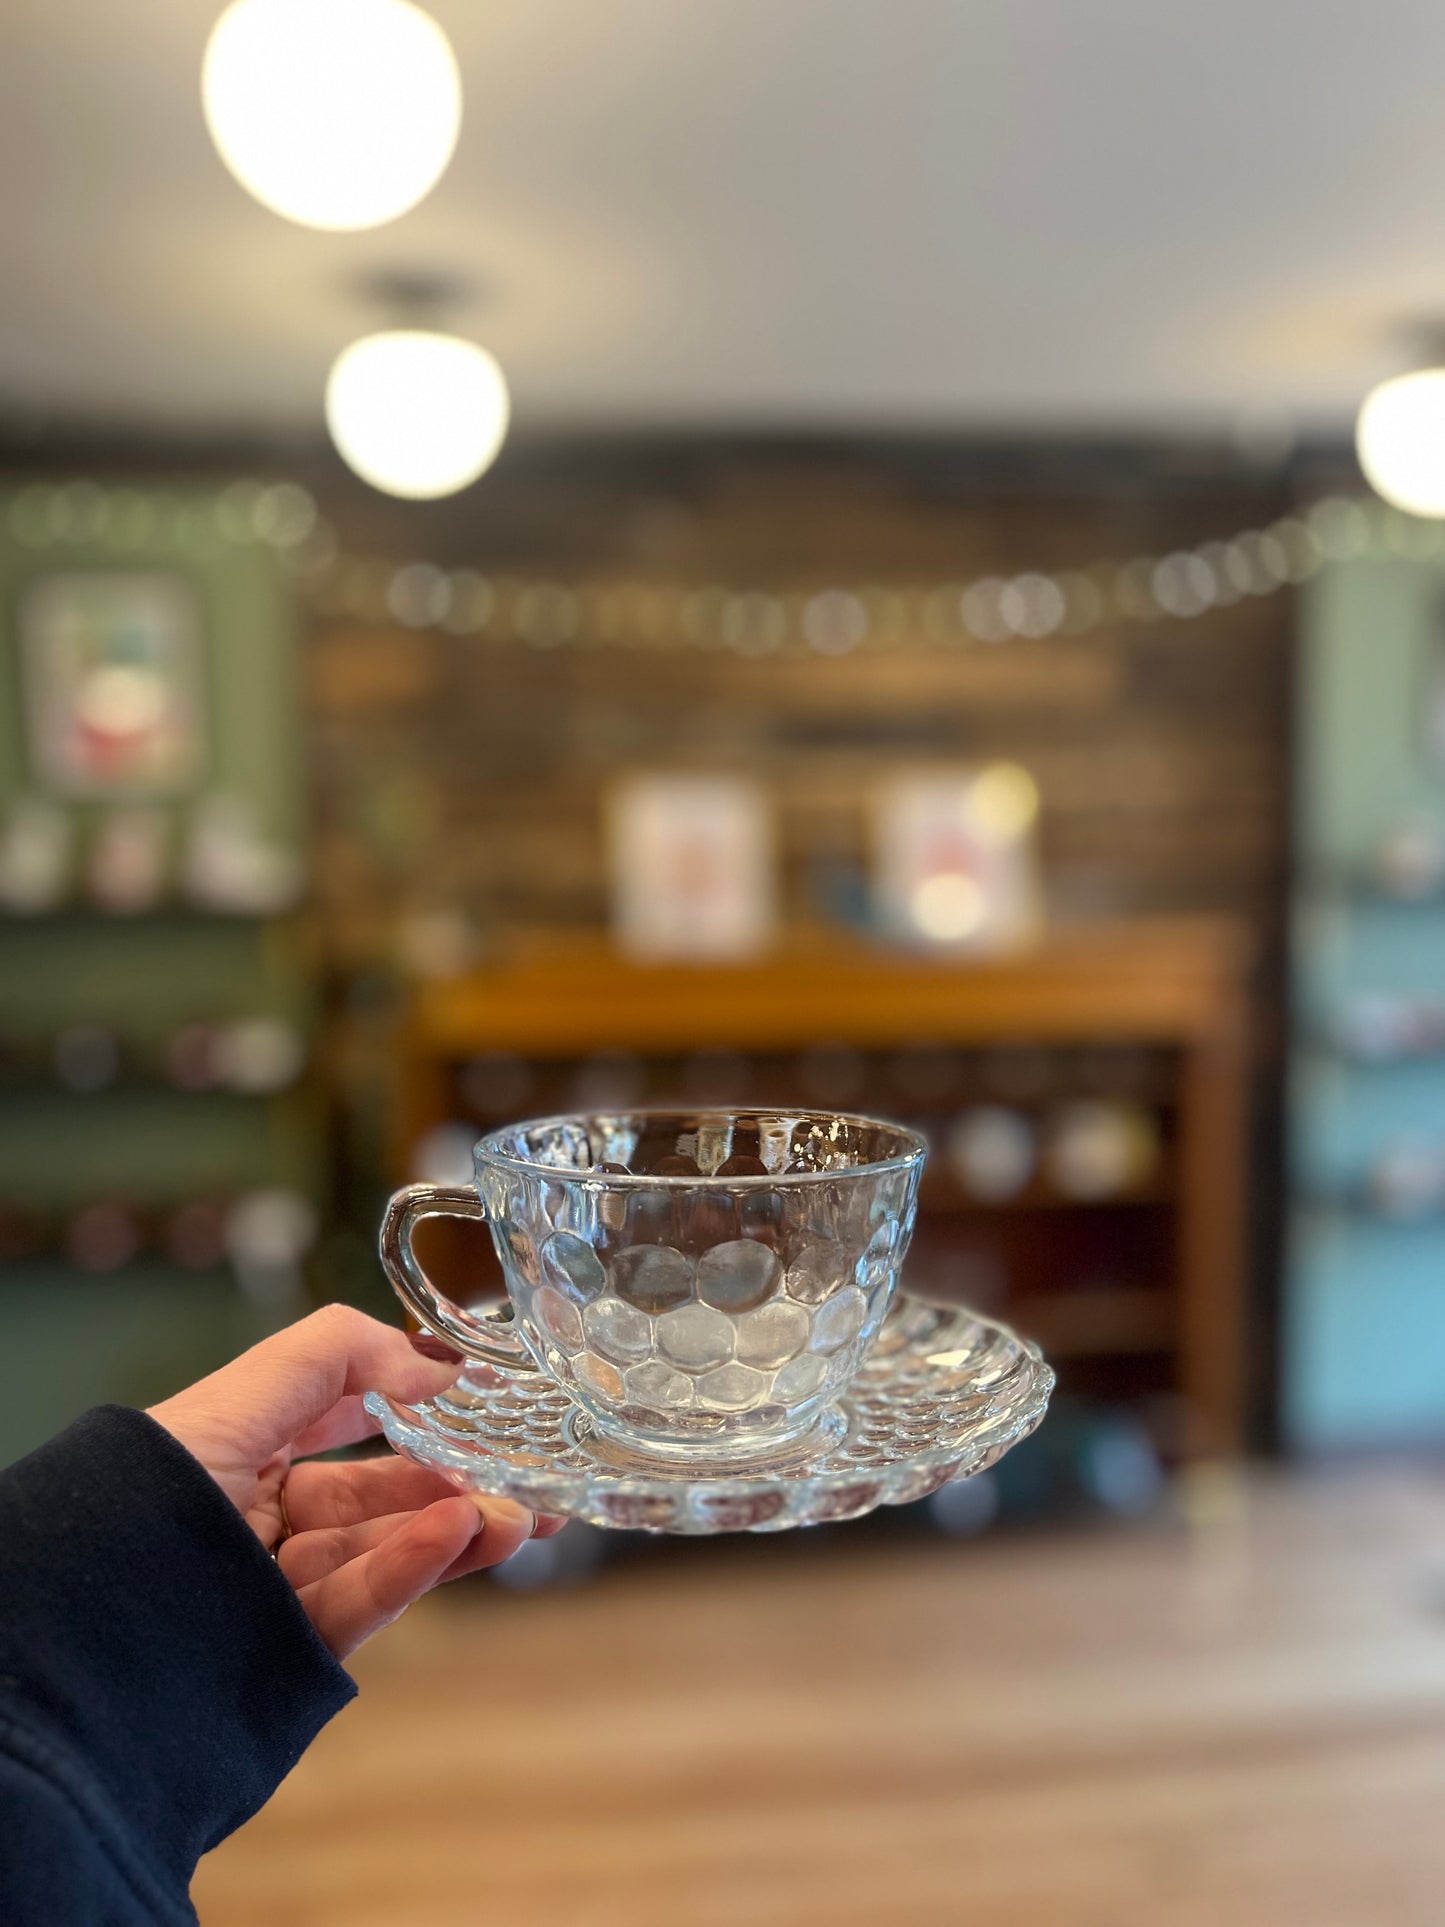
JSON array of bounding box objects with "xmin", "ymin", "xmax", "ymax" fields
[{"xmin": 395, "ymin": 919, "xmax": 1252, "ymax": 1455}]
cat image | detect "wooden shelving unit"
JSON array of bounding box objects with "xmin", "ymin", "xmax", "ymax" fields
[{"xmin": 395, "ymin": 917, "xmax": 1252, "ymax": 1456}]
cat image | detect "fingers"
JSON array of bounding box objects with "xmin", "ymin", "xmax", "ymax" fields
[
  {"xmin": 284, "ymin": 1453, "xmax": 468, "ymax": 1530},
  {"xmin": 152, "ymin": 1305, "xmax": 462, "ymax": 1470},
  {"xmin": 296, "ymin": 1497, "xmax": 494, "ymax": 1659},
  {"xmin": 436, "ymin": 1497, "xmax": 537, "ymax": 1582},
  {"xmin": 289, "ymin": 1336, "xmax": 465, "ymax": 1453},
  {"xmin": 279, "ymin": 1509, "xmax": 416, "ymax": 1589},
  {"xmin": 285, "ymin": 1456, "xmax": 566, "ymax": 1567},
  {"xmin": 281, "ymin": 1495, "xmax": 539, "ymax": 1591}
]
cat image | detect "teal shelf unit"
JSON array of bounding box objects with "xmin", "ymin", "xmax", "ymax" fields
[{"xmin": 1287, "ymin": 555, "xmax": 1445, "ymax": 1448}]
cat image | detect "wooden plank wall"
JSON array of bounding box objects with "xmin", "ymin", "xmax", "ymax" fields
[{"xmin": 301, "ymin": 444, "xmax": 1293, "ymax": 968}]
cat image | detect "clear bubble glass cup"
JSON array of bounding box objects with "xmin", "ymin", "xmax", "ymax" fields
[{"xmin": 380, "ymin": 1109, "xmax": 927, "ymax": 1465}]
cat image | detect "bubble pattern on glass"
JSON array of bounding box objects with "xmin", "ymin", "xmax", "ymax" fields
[
  {"xmin": 487, "ymin": 1111, "xmax": 920, "ymax": 1440},
  {"xmin": 364, "ymin": 1301, "xmax": 1055, "ymax": 1536}
]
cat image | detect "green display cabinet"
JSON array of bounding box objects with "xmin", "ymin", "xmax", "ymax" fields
[{"xmin": 0, "ymin": 481, "xmax": 324, "ymax": 1464}]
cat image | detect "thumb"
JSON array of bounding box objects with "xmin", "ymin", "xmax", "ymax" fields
[{"xmin": 151, "ymin": 1304, "xmax": 462, "ymax": 1468}]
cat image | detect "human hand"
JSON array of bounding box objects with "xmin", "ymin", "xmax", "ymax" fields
[{"xmin": 149, "ymin": 1303, "xmax": 561, "ymax": 1659}]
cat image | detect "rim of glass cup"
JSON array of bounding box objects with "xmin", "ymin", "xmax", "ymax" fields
[{"xmin": 473, "ymin": 1108, "xmax": 929, "ymax": 1188}]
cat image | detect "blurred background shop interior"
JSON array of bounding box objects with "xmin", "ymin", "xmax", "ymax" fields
[{"xmin": 6, "ymin": 0, "xmax": 1445, "ymax": 1556}]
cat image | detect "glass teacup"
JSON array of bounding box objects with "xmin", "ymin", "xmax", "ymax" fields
[{"xmin": 380, "ymin": 1108, "xmax": 926, "ymax": 1464}]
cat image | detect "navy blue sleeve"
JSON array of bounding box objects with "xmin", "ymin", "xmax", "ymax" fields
[{"xmin": 0, "ymin": 1405, "xmax": 357, "ymax": 1925}]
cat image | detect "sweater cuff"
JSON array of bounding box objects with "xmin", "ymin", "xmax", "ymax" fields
[{"xmin": 0, "ymin": 1405, "xmax": 356, "ymax": 1890}]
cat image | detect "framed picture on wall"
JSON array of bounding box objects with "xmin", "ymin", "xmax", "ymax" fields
[
  {"xmin": 607, "ymin": 773, "xmax": 776, "ymax": 961},
  {"xmin": 872, "ymin": 763, "xmax": 1042, "ymax": 952},
  {"xmin": 19, "ymin": 573, "xmax": 208, "ymax": 798}
]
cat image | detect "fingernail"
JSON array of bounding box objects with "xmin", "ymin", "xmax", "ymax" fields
[
  {"xmin": 476, "ymin": 1495, "xmax": 535, "ymax": 1535},
  {"xmin": 409, "ymin": 1333, "xmax": 466, "ymax": 1365},
  {"xmin": 443, "ymin": 1500, "xmax": 481, "ymax": 1545}
]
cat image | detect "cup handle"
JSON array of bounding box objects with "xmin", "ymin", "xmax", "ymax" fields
[{"xmin": 379, "ymin": 1182, "xmax": 539, "ymax": 1372}]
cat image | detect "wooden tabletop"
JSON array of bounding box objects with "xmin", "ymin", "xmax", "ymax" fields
[{"xmin": 196, "ymin": 1466, "xmax": 1445, "ymax": 1927}]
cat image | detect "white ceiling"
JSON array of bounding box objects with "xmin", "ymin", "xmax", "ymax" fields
[{"xmin": 3, "ymin": 0, "xmax": 1445, "ymax": 438}]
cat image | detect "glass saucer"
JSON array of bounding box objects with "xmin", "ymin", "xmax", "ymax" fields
[{"xmin": 363, "ymin": 1298, "xmax": 1053, "ymax": 1535}]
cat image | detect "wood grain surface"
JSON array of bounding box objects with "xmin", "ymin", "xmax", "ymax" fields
[{"xmin": 195, "ymin": 1468, "xmax": 1445, "ymax": 1926}]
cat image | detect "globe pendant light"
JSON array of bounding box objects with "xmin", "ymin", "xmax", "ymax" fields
[
  {"xmin": 1356, "ymin": 368, "xmax": 1445, "ymax": 519},
  {"xmin": 326, "ymin": 331, "xmax": 510, "ymax": 498},
  {"xmin": 202, "ymin": 0, "xmax": 462, "ymax": 231}
]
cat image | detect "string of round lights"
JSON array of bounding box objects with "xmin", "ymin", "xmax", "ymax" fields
[
  {"xmin": 295, "ymin": 490, "xmax": 1445, "ymax": 652},
  {"xmin": 9, "ymin": 480, "xmax": 1444, "ymax": 655}
]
